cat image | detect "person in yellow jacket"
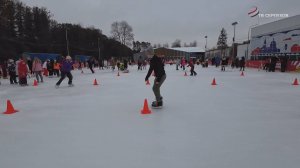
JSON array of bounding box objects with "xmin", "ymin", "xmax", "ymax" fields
[{"xmin": 53, "ymin": 60, "xmax": 60, "ymax": 77}]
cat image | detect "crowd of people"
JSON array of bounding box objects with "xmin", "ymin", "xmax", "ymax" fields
[{"xmin": 0, "ymin": 54, "xmax": 292, "ymax": 87}]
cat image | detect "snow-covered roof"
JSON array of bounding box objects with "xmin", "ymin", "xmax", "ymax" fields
[{"xmin": 171, "ymin": 47, "xmax": 205, "ymax": 53}]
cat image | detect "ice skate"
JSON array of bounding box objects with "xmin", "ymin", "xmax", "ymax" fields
[{"xmin": 152, "ymin": 101, "xmax": 163, "ymax": 109}]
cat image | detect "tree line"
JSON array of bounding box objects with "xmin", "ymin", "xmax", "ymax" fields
[{"xmin": 0, "ymin": 0, "xmax": 133, "ymax": 61}]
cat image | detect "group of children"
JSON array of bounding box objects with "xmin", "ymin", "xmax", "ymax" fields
[
  {"xmin": 176, "ymin": 58, "xmax": 197, "ymax": 76},
  {"xmin": 0, "ymin": 56, "xmax": 75, "ymax": 87}
]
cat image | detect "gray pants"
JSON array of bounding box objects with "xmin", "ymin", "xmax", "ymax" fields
[
  {"xmin": 153, "ymin": 74, "xmax": 166, "ymax": 102},
  {"xmin": 35, "ymin": 71, "xmax": 43, "ymax": 82}
]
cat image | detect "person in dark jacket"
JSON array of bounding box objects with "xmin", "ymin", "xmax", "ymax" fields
[
  {"xmin": 280, "ymin": 57, "xmax": 288, "ymax": 72},
  {"xmin": 55, "ymin": 56, "xmax": 74, "ymax": 88},
  {"xmin": 8, "ymin": 59, "xmax": 18, "ymax": 84},
  {"xmin": 47, "ymin": 59, "xmax": 54, "ymax": 77},
  {"xmin": 1, "ymin": 60, "xmax": 8, "ymax": 79},
  {"xmin": 221, "ymin": 57, "xmax": 227, "ymax": 71},
  {"xmin": 269, "ymin": 56, "xmax": 278, "ymax": 72},
  {"xmin": 187, "ymin": 59, "xmax": 197, "ymax": 76},
  {"xmin": 145, "ymin": 54, "xmax": 166, "ymax": 108},
  {"xmin": 88, "ymin": 57, "xmax": 95, "ymax": 73},
  {"xmin": 240, "ymin": 57, "xmax": 245, "ymax": 71}
]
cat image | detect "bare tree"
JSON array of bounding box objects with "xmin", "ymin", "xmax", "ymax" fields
[
  {"xmin": 190, "ymin": 41, "xmax": 197, "ymax": 47},
  {"xmin": 172, "ymin": 39, "xmax": 181, "ymax": 48},
  {"xmin": 111, "ymin": 21, "xmax": 134, "ymax": 46}
]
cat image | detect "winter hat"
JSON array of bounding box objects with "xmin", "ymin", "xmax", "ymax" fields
[{"xmin": 66, "ymin": 56, "xmax": 72, "ymax": 60}]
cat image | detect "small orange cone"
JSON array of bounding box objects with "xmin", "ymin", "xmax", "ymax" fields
[
  {"xmin": 292, "ymin": 78, "xmax": 299, "ymax": 86},
  {"xmin": 184, "ymin": 72, "xmax": 188, "ymax": 76},
  {"xmin": 3, "ymin": 100, "xmax": 19, "ymax": 115},
  {"xmin": 211, "ymin": 78, "xmax": 217, "ymax": 85},
  {"xmin": 146, "ymin": 80, "xmax": 150, "ymax": 85},
  {"xmin": 33, "ymin": 79, "xmax": 38, "ymax": 86},
  {"xmin": 241, "ymin": 71, "xmax": 245, "ymax": 76},
  {"xmin": 94, "ymin": 79, "xmax": 99, "ymax": 86},
  {"xmin": 141, "ymin": 99, "xmax": 151, "ymax": 115}
]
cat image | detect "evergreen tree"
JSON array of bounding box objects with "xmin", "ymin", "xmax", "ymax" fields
[{"xmin": 217, "ymin": 28, "xmax": 228, "ymax": 57}]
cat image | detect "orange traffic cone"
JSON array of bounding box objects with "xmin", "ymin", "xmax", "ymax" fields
[
  {"xmin": 241, "ymin": 71, "xmax": 245, "ymax": 76},
  {"xmin": 292, "ymin": 78, "xmax": 299, "ymax": 86},
  {"xmin": 211, "ymin": 78, "xmax": 217, "ymax": 85},
  {"xmin": 94, "ymin": 79, "xmax": 99, "ymax": 85},
  {"xmin": 3, "ymin": 100, "xmax": 19, "ymax": 115},
  {"xmin": 184, "ymin": 72, "xmax": 188, "ymax": 76},
  {"xmin": 146, "ymin": 80, "xmax": 150, "ymax": 85},
  {"xmin": 33, "ymin": 79, "xmax": 38, "ymax": 86},
  {"xmin": 141, "ymin": 99, "xmax": 151, "ymax": 115}
]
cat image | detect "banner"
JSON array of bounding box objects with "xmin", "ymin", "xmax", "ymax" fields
[{"xmin": 250, "ymin": 29, "xmax": 300, "ymax": 56}]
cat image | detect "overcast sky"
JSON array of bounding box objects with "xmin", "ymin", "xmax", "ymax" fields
[{"xmin": 21, "ymin": 0, "xmax": 300, "ymax": 49}]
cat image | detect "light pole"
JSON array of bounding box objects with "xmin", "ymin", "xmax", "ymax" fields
[
  {"xmin": 205, "ymin": 36, "xmax": 208, "ymax": 51},
  {"xmin": 205, "ymin": 36, "xmax": 208, "ymax": 59},
  {"xmin": 246, "ymin": 24, "xmax": 259, "ymax": 60},
  {"xmin": 232, "ymin": 22, "xmax": 238, "ymax": 58},
  {"xmin": 65, "ymin": 28, "xmax": 70, "ymax": 56}
]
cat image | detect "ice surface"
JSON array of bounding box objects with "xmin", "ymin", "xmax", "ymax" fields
[{"xmin": 0, "ymin": 65, "xmax": 300, "ymax": 168}]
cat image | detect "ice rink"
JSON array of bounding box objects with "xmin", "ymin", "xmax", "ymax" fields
[{"xmin": 1, "ymin": 65, "xmax": 300, "ymax": 168}]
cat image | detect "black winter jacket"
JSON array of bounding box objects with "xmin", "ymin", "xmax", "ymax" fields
[{"xmin": 145, "ymin": 55, "xmax": 166, "ymax": 82}]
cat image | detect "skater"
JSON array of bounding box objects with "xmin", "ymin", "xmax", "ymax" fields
[
  {"xmin": 137, "ymin": 56, "xmax": 143, "ymax": 70},
  {"xmin": 55, "ymin": 56, "xmax": 74, "ymax": 88},
  {"xmin": 47, "ymin": 59, "xmax": 54, "ymax": 77},
  {"xmin": 110, "ymin": 58, "xmax": 116, "ymax": 71},
  {"xmin": 88, "ymin": 57, "xmax": 95, "ymax": 73},
  {"xmin": 32, "ymin": 57, "xmax": 44, "ymax": 83},
  {"xmin": 176, "ymin": 58, "xmax": 180, "ymax": 70},
  {"xmin": 53, "ymin": 60, "xmax": 60, "ymax": 77},
  {"xmin": 18, "ymin": 56, "xmax": 29, "ymax": 86},
  {"xmin": 145, "ymin": 54, "xmax": 166, "ymax": 108},
  {"xmin": 240, "ymin": 57, "xmax": 245, "ymax": 71},
  {"xmin": 221, "ymin": 57, "xmax": 227, "ymax": 71},
  {"xmin": 8, "ymin": 59, "xmax": 18, "ymax": 84},
  {"xmin": 123, "ymin": 59, "xmax": 128, "ymax": 70},
  {"xmin": 0, "ymin": 60, "xmax": 8, "ymax": 79},
  {"xmin": 181, "ymin": 58, "xmax": 186, "ymax": 70},
  {"xmin": 187, "ymin": 59, "xmax": 197, "ymax": 76},
  {"xmin": 116, "ymin": 60, "xmax": 121, "ymax": 71},
  {"xmin": 42, "ymin": 60, "xmax": 48, "ymax": 76}
]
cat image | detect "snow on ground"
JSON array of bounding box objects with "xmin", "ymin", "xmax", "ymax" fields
[{"xmin": 0, "ymin": 65, "xmax": 300, "ymax": 168}]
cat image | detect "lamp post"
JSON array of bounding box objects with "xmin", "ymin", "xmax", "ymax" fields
[
  {"xmin": 246, "ymin": 24, "xmax": 259, "ymax": 60},
  {"xmin": 232, "ymin": 22, "xmax": 238, "ymax": 59},
  {"xmin": 205, "ymin": 36, "xmax": 208, "ymax": 59},
  {"xmin": 205, "ymin": 36, "xmax": 208, "ymax": 51}
]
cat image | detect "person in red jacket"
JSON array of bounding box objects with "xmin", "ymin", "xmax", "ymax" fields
[{"xmin": 18, "ymin": 56, "xmax": 29, "ymax": 86}]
